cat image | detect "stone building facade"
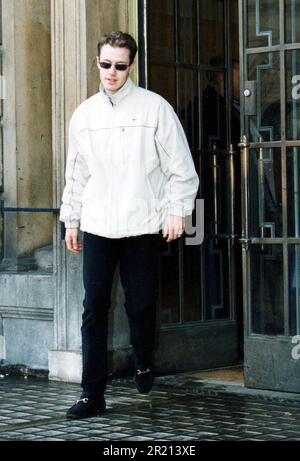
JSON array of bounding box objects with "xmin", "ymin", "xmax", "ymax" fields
[
  {"xmin": 1, "ymin": 0, "xmax": 300, "ymax": 394},
  {"xmin": 0, "ymin": 0, "xmax": 137, "ymax": 382}
]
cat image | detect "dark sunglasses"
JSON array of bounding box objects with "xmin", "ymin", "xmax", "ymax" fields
[{"xmin": 99, "ymin": 61, "xmax": 130, "ymax": 71}]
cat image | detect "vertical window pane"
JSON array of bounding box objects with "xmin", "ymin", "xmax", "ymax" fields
[
  {"xmin": 159, "ymin": 242, "xmax": 180, "ymax": 324},
  {"xmin": 249, "ymin": 148, "xmax": 282, "ymax": 238},
  {"xmin": 204, "ymin": 239, "xmax": 230, "ymax": 320},
  {"xmin": 148, "ymin": 0, "xmax": 175, "ymax": 62},
  {"xmin": 247, "ymin": 0, "xmax": 280, "ymax": 48},
  {"xmin": 220, "ymin": 152, "xmax": 234, "ymax": 235},
  {"xmin": 289, "ymin": 245, "xmax": 300, "ymax": 335},
  {"xmin": 251, "ymin": 244, "xmax": 284, "ymax": 335},
  {"xmin": 201, "ymin": 151, "xmax": 233, "ymax": 237},
  {"xmin": 178, "ymin": 69, "xmax": 199, "ymax": 149},
  {"xmin": 286, "ymin": 50, "xmax": 300, "ymax": 140},
  {"xmin": 285, "ymin": 0, "xmax": 300, "ymax": 44},
  {"xmin": 202, "ymin": 71, "xmax": 227, "ymax": 149},
  {"xmin": 248, "ymin": 53, "xmax": 281, "ymax": 142},
  {"xmin": 149, "ymin": 66, "xmax": 176, "ymax": 107},
  {"xmin": 0, "ymin": 3, "xmax": 52, "ymax": 273},
  {"xmin": 287, "ymin": 148, "xmax": 300, "ymax": 237},
  {"xmin": 178, "ymin": 0, "xmax": 198, "ymax": 64},
  {"xmin": 183, "ymin": 243, "xmax": 201, "ymax": 322},
  {"xmin": 200, "ymin": 0, "xmax": 225, "ymax": 66}
]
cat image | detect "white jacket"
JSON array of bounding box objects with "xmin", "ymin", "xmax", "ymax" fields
[{"xmin": 60, "ymin": 78, "xmax": 199, "ymax": 238}]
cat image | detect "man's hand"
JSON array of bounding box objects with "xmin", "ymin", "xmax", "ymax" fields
[
  {"xmin": 65, "ymin": 228, "xmax": 83, "ymax": 254},
  {"xmin": 163, "ymin": 215, "xmax": 185, "ymax": 243}
]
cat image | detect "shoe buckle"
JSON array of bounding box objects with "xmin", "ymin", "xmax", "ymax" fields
[
  {"xmin": 76, "ymin": 398, "xmax": 89, "ymax": 404},
  {"xmin": 137, "ymin": 368, "xmax": 150, "ymax": 375}
]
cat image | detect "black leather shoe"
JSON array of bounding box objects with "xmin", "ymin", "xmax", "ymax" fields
[
  {"xmin": 66, "ymin": 397, "xmax": 106, "ymax": 419},
  {"xmin": 135, "ymin": 368, "xmax": 154, "ymax": 394}
]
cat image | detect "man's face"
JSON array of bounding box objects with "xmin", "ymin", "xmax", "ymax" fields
[{"xmin": 97, "ymin": 44, "xmax": 134, "ymax": 95}]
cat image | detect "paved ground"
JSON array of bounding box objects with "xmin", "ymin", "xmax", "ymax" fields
[{"xmin": 1, "ymin": 375, "xmax": 300, "ymax": 441}]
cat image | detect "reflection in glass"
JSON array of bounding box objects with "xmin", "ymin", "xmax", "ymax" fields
[
  {"xmin": 286, "ymin": 0, "xmax": 300, "ymax": 44},
  {"xmin": 202, "ymin": 70, "xmax": 227, "ymax": 149},
  {"xmin": 287, "ymin": 148, "xmax": 300, "ymax": 237},
  {"xmin": 289, "ymin": 245, "xmax": 300, "ymax": 335},
  {"xmin": 148, "ymin": 0, "xmax": 175, "ymax": 62},
  {"xmin": 247, "ymin": 0, "xmax": 279, "ymax": 48},
  {"xmin": 286, "ymin": 51, "xmax": 300, "ymax": 140},
  {"xmin": 249, "ymin": 148, "xmax": 282, "ymax": 238},
  {"xmin": 200, "ymin": 0, "xmax": 225, "ymax": 65},
  {"xmin": 248, "ymin": 53, "xmax": 280, "ymax": 142},
  {"xmin": 0, "ymin": 212, "xmax": 53, "ymax": 273},
  {"xmin": 251, "ymin": 244, "xmax": 284, "ymax": 335}
]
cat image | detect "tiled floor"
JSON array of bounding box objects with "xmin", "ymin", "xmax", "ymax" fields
[{"xmin": 0, "ymin": 376, "xmax": 300, "ymax": 441}]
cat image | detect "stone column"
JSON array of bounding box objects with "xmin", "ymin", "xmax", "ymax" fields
[
  {"xmin": 49, "ymin": 0, "xmax": 135, "ymax": 382},
  {"xmin": 49, "ymin": 0, "xmax": 87, "ymax": 382}
]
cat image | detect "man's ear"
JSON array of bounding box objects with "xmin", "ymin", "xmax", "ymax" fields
[
  {"xmin": 129, "ymin": 60, "xmax": 136, "ymax": 73},
  {"xmin": 96, "ymin": 56, "xmax": 100, "ymax": 70}
]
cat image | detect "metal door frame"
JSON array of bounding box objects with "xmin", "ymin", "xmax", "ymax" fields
[
  {"xmin": 139, "ymin": 0, "xmax": 242, "ymax": 373},
  {"xmin": 239, "ymin": 0, "xmax": 300, "ymax": 391}
]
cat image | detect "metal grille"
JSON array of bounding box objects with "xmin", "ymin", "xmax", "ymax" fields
[
  {"xmin": 142, "ymin": 0, "xmax": 241, "ymax": 326},
  {"xmin": 240, "ymin": 0, "xmax": 300, "ymax": 336}
]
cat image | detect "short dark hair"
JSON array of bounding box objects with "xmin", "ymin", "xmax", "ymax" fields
[{"xmin": 97, "ymin": 31, "xmax": 138, "ymax": 64}]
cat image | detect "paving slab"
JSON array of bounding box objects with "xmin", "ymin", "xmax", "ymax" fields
[{"xmin": 0, "ymin": 375, "xmax": 300, "ymax": 441}]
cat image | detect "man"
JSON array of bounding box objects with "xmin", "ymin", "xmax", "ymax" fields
[{"xmin": 60, "ymin": 31, "xmax": 199, "ymax": 419}]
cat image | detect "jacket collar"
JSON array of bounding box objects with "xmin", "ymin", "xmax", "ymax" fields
[{"xmin": 100, "ymin": 77, "xmax": 134, "ymax": 106}]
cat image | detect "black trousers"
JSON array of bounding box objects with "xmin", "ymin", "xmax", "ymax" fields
[{"xmin": 81, "ymin": 232, "xmax": 159, "ymax": 399}]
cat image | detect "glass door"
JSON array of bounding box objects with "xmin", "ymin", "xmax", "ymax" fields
[
  {"xmin": 140, "ymin": 0, "xmax": 242, "ymax": 373},
  {"xmin": 240, "ymin": 0, "xmax": 300, "ymax": 391}
]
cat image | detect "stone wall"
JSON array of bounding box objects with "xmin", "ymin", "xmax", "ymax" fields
[
  {"xmin": 0, "ymin": 0, "xmax": 138, "ymax": 375},
  {"xmin": 86, "ymin": 0, "xmax": 129, "ymax": 97}
]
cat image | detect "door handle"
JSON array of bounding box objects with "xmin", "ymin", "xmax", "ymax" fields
[
  {"xmin": 229, "ymin": 144, "xmax": 235, "ymax": 246},
  {"xmin": 239, "ymin": 238, "xmax": 252, "ymax": 251},
  {"xmin": 238, "ymin": 135, "xmax": 250, "ymax": 244}
]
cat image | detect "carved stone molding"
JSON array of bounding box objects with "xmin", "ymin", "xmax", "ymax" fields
[
  {"xmin": 0, "ymin": 306, "xmax": 53, "ymax": 321},
  {"xmin": 51, "ymin": 0, "xmax": 87, "ymax": 352}
]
